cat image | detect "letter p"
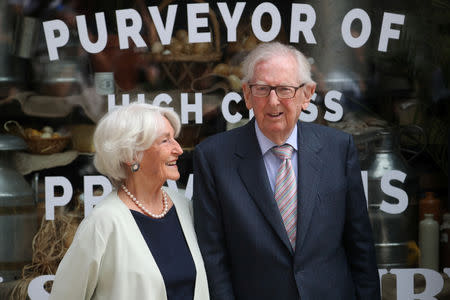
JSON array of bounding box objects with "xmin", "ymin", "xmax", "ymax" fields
[
  {"xmin": 43, "ymin": 20, "xmax": 70, "ymax": 61},
  {"xmin": 45, "ymin": 176, "xmax": 73, "ymax": 220}
]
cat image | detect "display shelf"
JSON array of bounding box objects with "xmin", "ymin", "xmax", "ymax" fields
[
  {"xmin": 0, "ymin": 89, "xmax": 107, "ymax": 123},
  {"xmin": 13, "ymin": 150, "xmax": 79, "ymax": 175}
]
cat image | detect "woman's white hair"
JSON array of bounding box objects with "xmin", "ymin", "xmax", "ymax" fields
[
  {"xmin": 93, "ymin": 103, "xmax": 181, "ymax": 187},
  {"xmin": 241, "ymin": 42, "xmax": 314, "ymax": 85}
]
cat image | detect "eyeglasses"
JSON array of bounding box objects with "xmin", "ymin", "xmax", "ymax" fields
[{"xmin": 249, "ymin": 83, "xmax": 306, "ymax": 99}]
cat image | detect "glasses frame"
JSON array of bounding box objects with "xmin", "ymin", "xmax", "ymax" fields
[{"xmin": 248, "ymin": 83, "xmax": 307, "ymax": 99}]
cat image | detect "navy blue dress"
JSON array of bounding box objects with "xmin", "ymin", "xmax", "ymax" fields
[{"xmin": 130, "ymin": 206, "xmax": 196, "ymax": 300}]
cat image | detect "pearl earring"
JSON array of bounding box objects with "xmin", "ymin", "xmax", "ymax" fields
[{"xmin": 131, "ymin": 162, "xmax": 140, "ymax": 172}]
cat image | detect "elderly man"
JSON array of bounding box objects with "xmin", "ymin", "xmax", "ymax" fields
[{"xmin": 193, "ymin": 42, "xmax": 380, "ymax": 300}]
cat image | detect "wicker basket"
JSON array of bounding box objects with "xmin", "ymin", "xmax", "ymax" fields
[
  {"xmin": 25, "ymin": 135, "xmax": 71, "ymax": 155},
  {"xmin": 147, "ymin": 0, "xmax": 222, "ymax": 90},
  {"xmin": 4, "ymin": 120, "xmax": 71, "ymax": 155}
]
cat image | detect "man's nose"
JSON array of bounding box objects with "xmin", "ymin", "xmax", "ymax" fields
[{"xmin": 267, "ymin": 89, "xmax": 280, "ymax": 105}]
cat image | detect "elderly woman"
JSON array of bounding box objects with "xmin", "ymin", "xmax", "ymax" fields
[{"xmin": 50, "ymin": 103, "xmax": 209, "ymax": 300}]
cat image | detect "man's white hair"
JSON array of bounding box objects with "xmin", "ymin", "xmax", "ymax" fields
[{"xmin": 241, "ymin": 42, "xmax": 314, "ymax": 85}]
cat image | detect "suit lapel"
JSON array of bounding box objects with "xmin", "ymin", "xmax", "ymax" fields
[
  {"xmin": 295, "ymin": 122, "xmax": 324, "ymax": 253},
  {"xmin": 236, "ymin": 120, "xmax": 294, "ymax": 254}
]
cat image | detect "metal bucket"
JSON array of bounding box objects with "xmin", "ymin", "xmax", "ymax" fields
[
  {"xmin": 0, "ymin": 135, "xmax": 36, "ymax": 282},
  {"xmin": 32, "ymin": 29, "xmax": 84, "ymax": 97},
  {"xmin": 0, "ymin": 2, "xmax": 27, "ymax": 97},
  {"xmin": 360, "ymin": 127, "xmax": 425, "ymax": 268},
  {"xmin": 32, "ymin": 57, "xmax": 83, "ymax": 97}
]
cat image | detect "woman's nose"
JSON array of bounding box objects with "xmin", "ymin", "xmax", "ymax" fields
[{"xmin": 173, "ymin": 139, "xmax": 183, "ymax": 155}]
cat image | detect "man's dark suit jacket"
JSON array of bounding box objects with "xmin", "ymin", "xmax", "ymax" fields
[{"xmin": 193, "ymin": 119, "xmax": 380, "ymax": 300}]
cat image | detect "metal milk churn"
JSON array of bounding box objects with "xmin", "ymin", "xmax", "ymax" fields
[
  {"xmin": 360, "ymin": 127, "xmax": 424, "ymax": 269},
  {"xmin": 0, "ymin": 1, "xmax": 28, "ymax": 97},
  {"xmin": 0, "ymin": 135, "xmax": 37, "ymax": 282}
]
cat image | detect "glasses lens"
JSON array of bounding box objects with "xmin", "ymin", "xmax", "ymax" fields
[
  {"xmin": 276, "ymin": 86, "xmax": 295, "ymax": 98},
  {"xmin": 252, "ymin": 85, "xmax": 270, "ymax": 97}
]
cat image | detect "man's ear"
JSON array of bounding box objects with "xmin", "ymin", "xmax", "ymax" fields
[
  {"xmin": 243, "ymin": 83, "xmax": 253, "ymax": 110},
  {"xmin": 301, "ymin": 82, "xmax": 316, "ymax": 110}
]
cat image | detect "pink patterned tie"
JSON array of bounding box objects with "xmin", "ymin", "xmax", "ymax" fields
[{"xmin": 272, "ymin": 144, "xmax": 297, "ymax": 249}]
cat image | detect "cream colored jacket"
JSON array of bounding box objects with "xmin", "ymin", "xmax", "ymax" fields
[{"xmin": 50, "ymin": 188, "xmax": 210, "ymax": 300}]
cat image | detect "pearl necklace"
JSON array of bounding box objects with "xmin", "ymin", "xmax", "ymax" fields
[{"xmin": 121, "ymin": 185, "xmax": 169, "ymax": 219}]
